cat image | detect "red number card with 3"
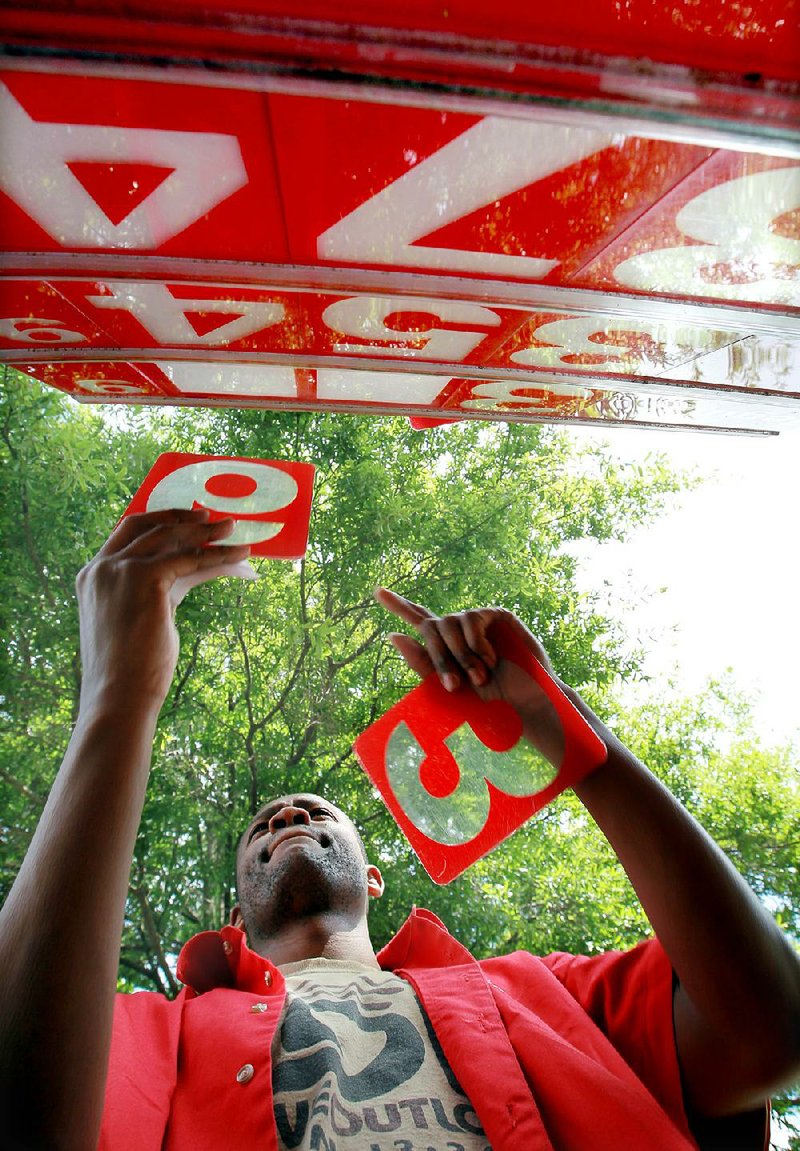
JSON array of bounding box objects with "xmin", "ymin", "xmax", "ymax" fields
[
  {"xmin": 124, "ymin": 453, "xmax": 316, "ymax": 559},
  {"xmin": 354, "ymin": 620, "xmax": 607, "ymax": 883}
]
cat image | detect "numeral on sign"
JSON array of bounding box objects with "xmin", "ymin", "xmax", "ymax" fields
[
  {"xmin": 322, "ymin": 296, "xmax": 501, "ymax": 361},
  {"xmin": 319, "ymin": 118, "xmax": 613, "ymax": 279},
  {"xmin": 76, "ymin": 379, "xmax": 149, "ymax": 395},
  {"xmin": 386, "ymin": 718, "xmax": 558, "ymax": 846},
  {"xmin": 146, "ymin": 460, "xmax": 298, "ymax": 545},
  {"xmin": 510, "ymin": 316, "xmax": 741, "ymax": 376},
  {"xmin": 354, "ymin": 620, "xmax": 607, "ymax": 883},
  {"xmin": 86, "ymin": 283, "xmax": 285, "ymax": 346},
  {"xmin": 459, "ymin": 379, "xmax": 594, "ymax": 412},
  {"xmin": 124, "ymin": 454, "xmax": 316, "ymax": 559},
  {"xmin": 0, "ymin": 318, "xmax": 86, "ymax": 344},
  {"xmin": 0, "ymin": 82, "xmax": 248, "ymax": 249},
  {"xmin": 614, "ymin": 168, "xmax": 800, "ymax": 304}
]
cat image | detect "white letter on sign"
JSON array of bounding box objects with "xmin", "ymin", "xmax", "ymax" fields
[
  {"xmin": 0, "ymin": 83, "xmax": 248, "ymax": 249},
  {"xmin": 86, "ymin": 283, "xmax": 284, "ymax": 346},
  {"xmin": 318, "ymin": 118, "xmax": 613, "ymax": 279},
  {"xmin": 146, "ymin": 460, "xmax": 298, "ymax": 545},
  {"xmin": 322, "ymin": 296, "xmax": 501, "ymax": 361}
]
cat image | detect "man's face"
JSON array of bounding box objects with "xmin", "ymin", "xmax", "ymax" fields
[{"xmin": 235, "ymin": 793, "xmax": 380, "ymax": 943}]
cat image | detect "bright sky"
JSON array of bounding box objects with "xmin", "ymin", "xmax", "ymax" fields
[{"xmin": 562, "ymin": 423, "xmax": 800, "ymax": 746}]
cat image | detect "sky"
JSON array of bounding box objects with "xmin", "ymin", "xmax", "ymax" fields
[{"xmin": 562, "ymin": 421, "xmax": 800, "ymax": 746}]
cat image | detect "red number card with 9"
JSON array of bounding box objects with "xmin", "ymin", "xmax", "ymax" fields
[
  {"xmin": 123, "ymin": 453, "xmax": 316, "ymax": 559},
  {"xmin": 354, "ymin": 620, "xmax": 607, "ymax": 883}
]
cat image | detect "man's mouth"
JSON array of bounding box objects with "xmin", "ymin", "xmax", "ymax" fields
[{"xmin": 261, "ymin": 828, "xmax": 331, "ymax": 862}]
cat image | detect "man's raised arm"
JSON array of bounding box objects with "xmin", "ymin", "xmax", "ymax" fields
[
  {"xmin": 0, "ymin": 510, "xmax": 251, "ymax": 1151},
  {"xmin": 377, "ymin": 589, "xmax": 800, "ymax": 1130}
]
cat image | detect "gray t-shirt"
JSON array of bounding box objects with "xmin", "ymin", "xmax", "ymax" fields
[{"xmin": 273, "ymin": 958, "xmax": 492, "ymax": 1151}]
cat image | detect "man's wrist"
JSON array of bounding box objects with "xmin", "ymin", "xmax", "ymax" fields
[{"xmin": 76, "ymin": 687, "xmax": 164, "ymax": 736}]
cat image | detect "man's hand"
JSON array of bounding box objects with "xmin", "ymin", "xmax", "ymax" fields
[
  {"xmin": 375, "ymin": 587, "xmax": 555, "ymax": 691},
  {"xmin": 0, "ymin": 507, "xmax": 254, "ymax": 1151},
  {"xmin": 374, "ymin": 589, "xmax": 566, "ymax": 762},
  {"xmin": 77, "ymin": 508, "xmax": 252, "ymax": 713}
]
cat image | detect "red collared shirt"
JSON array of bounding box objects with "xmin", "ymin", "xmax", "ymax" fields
[{"xmin": 100, "ymin": 908, "xmax": 765, "ymax": 1151}]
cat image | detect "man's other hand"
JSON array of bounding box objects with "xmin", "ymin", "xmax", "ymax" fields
[{"xmin": 374, "ymin": 588, "xmax": 556, "ymax": 692}]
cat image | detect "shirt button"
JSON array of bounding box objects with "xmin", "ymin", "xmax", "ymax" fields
[
  {"xmin": 236, "ymin": 1063, "xmax": 255, "ymax": 1084},
  {"xmin": 249, "ymin": 1003, "xmax": 268, "ymax": 1014},
  {"xmin": 222, "ymin": 940, "xmax": 233, "ymax": 955},
  {"xmin": 264, "ymin": 971, "xmax": 273, "ymax": 987}
]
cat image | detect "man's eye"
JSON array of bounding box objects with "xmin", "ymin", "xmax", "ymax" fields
[
  {"xmin": 311, "ymin": 809, "xmax": 333, "ymax": 820},
  {"xmin": 248, "ymin": 822, "xmax": 268, "ymax": 842}
]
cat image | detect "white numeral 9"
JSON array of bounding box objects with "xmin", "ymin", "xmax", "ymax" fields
[
  {"xmin": 322, "ymin": 296, "xmax": 501, "ymax": 361},
  {"xmin": 0, "ymin": 317, "xmax": 86, "ymax": 344},
  {"xmin": 146, "ymin": 460, "xmax": 298, "ymax": 545}
]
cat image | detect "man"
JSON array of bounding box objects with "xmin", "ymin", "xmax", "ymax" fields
[{"xmin": 0, "ymin": 508, "xmax": 798, "ymax": 1151}]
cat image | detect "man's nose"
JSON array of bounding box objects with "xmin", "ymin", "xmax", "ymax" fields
[{"xmin": 268, "ymin": 805, "xmax": 311, "ymax": 832}]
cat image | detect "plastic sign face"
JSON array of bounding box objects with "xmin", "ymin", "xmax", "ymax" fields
[
  {"xmin": 354, "ymin": 621, "xmax": 607, "ymax": 883},
  {"xmin": 123, "ymin": 454, "xmax": 316, "ymax": 559},
  {"xmin": 1, "ymin": 59, "xmax": 798, "ymax": 435}
]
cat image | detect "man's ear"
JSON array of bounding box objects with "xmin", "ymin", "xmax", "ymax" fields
[
  {"xmin": 229, "ymin": 903, "xmax": 245, "ymax": 930},
  {"xmin": 367, "ymin": 865, "xmax": 385, "ymax": 900}
]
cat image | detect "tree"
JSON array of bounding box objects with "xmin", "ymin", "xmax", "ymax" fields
[
  {"xmin": 0, "ymin": 368, "xmax": 683, "ymax": 974},
  {"xmin": 2, "ymin": 369, "xmax": 797, "ymax": 1143}
]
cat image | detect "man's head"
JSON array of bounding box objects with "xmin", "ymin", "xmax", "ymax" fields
[{"xmin": 231, "ymin": 793, "xmax": 384, "ymax": 949}]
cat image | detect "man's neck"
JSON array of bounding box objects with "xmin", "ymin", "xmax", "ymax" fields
[{"xmin": 251, "ymin": 913, "xmax": 380, "ymax": 968}]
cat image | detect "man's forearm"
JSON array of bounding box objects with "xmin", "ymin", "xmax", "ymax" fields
[
  {"xmin": 0, "ymin": 700, "xmax": 159, "ymax": 1151},
  {"xmin": 567, "ymin": 685, "xmax": 800, "ymax": 1116},
  {"xmin": 0, "ymin": 511, "xmax": 249, "ymax": 1149}
]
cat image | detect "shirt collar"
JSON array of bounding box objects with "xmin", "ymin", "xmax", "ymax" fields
[
  {"xmin": 377, "ymin": 906, "xmax": 476, "ymax": 970},
  {"xmin": 176, "ymin": 924, "xmax": 279, "ymax": 996},
  {"xmin": 176, "ymin": 907, "xmax": 476, "ymax": 996}
]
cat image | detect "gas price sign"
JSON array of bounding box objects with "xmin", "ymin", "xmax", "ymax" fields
[{"xmin": 0, "ymin": 3, "xmax": 798, "ymax": 435}]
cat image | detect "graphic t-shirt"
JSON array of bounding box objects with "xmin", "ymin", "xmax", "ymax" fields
[{"xmin": 273, "ymin": 958, "xmax": 492, "ymax": 1151}]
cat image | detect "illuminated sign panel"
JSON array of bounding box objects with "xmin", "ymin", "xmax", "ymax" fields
[{"xmin": 0, "ymin": 4, "xmax": 798, "ymax": 434}]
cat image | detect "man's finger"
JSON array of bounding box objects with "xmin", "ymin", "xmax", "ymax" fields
[
  {"xmin": 436, "ymin": 615, "xmax": 490, "ymax": 687},
  {"xmin": 166, "ymin": 542, "xmax": 253, "ymax": 579},
  {"xmin": 417, "ymin": 619, "xmax": 464, "ymax": 691},
  {"xmin": 387, "ymin": 633, "xmax": 435, "ymax": 681},
  {"xmin": 100, "ymin": 508, "xmax": 211, "ymax": 557},
  {"xmin": 374, "ymin": 587, "xmax": 435, "ymax": 628},
  {"xmin": 168, "ymin": 557, "xmax": 258, "ymax": 608},
  {"xmin": 121, "ymin": 517, "xmax": 234, "ymax": 559},
  {"xmin": 461, "ymin": 609, "xmax": 499, "ymax": 670}
]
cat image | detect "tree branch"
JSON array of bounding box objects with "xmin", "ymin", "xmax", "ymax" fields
[{"xmin": 130, "ymin": 873, "xmax": 179, "ymax": 997}]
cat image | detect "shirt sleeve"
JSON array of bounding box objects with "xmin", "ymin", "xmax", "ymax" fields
[
  {"xmin": 541, "ymin": 940, "xmax": 769, "ymax": 1151},
  {"xmin": 542, "ymin": 939, "xmax": 682, "ymax": 1119}
]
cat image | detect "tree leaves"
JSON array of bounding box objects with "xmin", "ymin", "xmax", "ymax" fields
[{"xmin": 1, "ymin": 373, "xmax": 795, "ymax": 1006}]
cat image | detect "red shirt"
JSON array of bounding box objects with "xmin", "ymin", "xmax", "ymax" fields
[{"xmin": 100, "ymin": 908, "xmax": 766, "ymax": 1151}]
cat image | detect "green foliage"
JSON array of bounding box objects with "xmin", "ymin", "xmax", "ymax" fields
[
  {"xmin": 2, "ymin": 369, "xmax": 798, "ymax": 1143},
  {"xmin": 1, "ymin": 366, "xmax": 796, "ymax": 1074}
]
